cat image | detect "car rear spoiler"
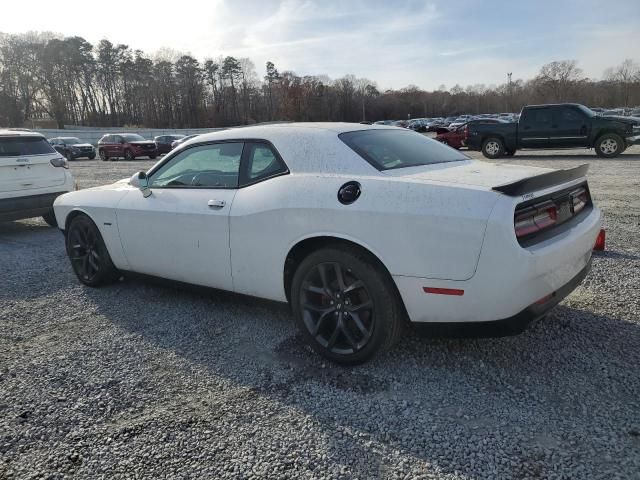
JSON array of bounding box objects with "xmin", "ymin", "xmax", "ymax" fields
[{"xmin": 492, "ymin": 164, "xmax": 589, "ymax": 196}]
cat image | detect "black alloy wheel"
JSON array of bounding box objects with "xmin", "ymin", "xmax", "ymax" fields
[
  {"xmin": 291, "ymin": 247, "xmax": 404, "ymax": 364},
  {"xmin": 300, "ymin": 262, "xmax": 374, "ymax": 355},
  {"xmin": 66, "ymin": 215, "xmax": 118, "ymax": 287}
]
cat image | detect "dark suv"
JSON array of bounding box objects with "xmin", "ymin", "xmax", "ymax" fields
[
  {"xmin": 98, "ymin": 134, "xmax": 158, "ymax": 161},
  {"xmin": 49, "ymin": 137, "xmax": 96, "ymax": 160},
  {"xmin": 154, "ymin": 135, "xmax": 185, "ymax": 155}
]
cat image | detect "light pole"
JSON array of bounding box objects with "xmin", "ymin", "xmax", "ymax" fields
[{"xmin": 507, "ymin": 72, "xmax": 513, "ymax": 111}]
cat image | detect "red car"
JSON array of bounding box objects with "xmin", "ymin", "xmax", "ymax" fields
[
  {"xmin": 435, "ymin": 119, "xmax": 508, "ymax": 149},
  {"xmin": 98, "ymin": 133, "xmax": 158, "ymax": 161}
]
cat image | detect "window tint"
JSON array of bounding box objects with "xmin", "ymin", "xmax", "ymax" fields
[
  {"xmin": 525, "ymin": 108, "xmax": 552, "ymax": 125},
  {"xmin": 243, "ymin": 143, "xmax": 287, "ymax": 184},
  {"xmin": 557, "ymin": 107, "xmax": 583, "ymax": 124},
  {"xmin": 122, "ymin": 134, "xmax": 144, "ymax": 142},
  {"xmin": 0, "ymin": 136, "xmax": 56, "ymax": 156},
  {"xmin": 150, "ymin": 142, "xmax": 243, "ymax": 188},
  {"xmin": 340, "ymin": 130, "xmax": 467, "ymax": 171}
]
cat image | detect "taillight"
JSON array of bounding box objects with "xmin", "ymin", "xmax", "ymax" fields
[
  {"xmin": 515, "ymin": 201, "xmax": 557, "ymax": 238},
  {"xmin": 571, "ymin": 188, "xmax": 588, "ymax": 214},
  {"xmin": 463, "ymin": 126, "xmax": 469, "ymax": 140}
]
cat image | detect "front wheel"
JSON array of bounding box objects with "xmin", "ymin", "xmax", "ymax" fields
[
  {"xmin": 66, "ymin": 214, "xmax": 118, "ymax": 287},
  {"xmin": 149, "ymin": 154, "xmax": 157, "ymax": 160},
  {"xmin": 65, "ymin": 151, "xmax": 73, "ymax": 162},
  {"xmin": 291, "ymin": 246, "xmax": 404, "ymax": 365},
  {"xmin": 99, "ymin": 149, "xmax": 109, "ymax": 161},
  {"xmin": 482, "ymin": 137, "xmax": 505, "ymax": 159},
  {"xmin": 88, "ymin": 154, "xmax": 96, "ymax": 160},
  {"xmin": 595, "ymin": 133, "xmax": 624, "ymax": 158}
]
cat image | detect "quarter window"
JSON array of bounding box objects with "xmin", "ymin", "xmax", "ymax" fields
[
  {"xmin": 150, "ymin": 142, "xmax": 244, "ymax": 188},
  {"xmin": 242, "ymin": 142, "xmax": 288, "ymax": 185}
]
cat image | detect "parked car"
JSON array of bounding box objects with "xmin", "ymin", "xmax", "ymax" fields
[
  {"xmin": 436, "ymin": 119, "xmax": 508, "ymax": 149},
  {"xmin": 97, "ymin": 134, "xmax": 158, "ymax": 161},
  {"xmin": 171, "ymin": 134, "xmax": 200, "ymax": 150},
  {"xmin": 466, "ymin": 103, "xmax": 640, "ymax": 158},
  {"xmin": 1, "ymin": 130, "xmax": 74, "ymax": 226},
  {"xmin": 54, "ymin": 123, "xmax": 601, "ymax": 364},
  {"xmin": 49, "ymin": 137, "xmax": 96, "ymax": 160},
  {"xmin": 154, "ymin": 134, "xmax": 186, "ymax": 155}
]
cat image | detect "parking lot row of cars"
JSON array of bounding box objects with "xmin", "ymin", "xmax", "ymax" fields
[{"xmin": 47, "ymin": 133, "xmax": 199, "ymax": 161}]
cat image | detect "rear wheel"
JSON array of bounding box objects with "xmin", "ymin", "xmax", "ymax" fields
[
  {"xmin": 88, "ymin": 154, "xmax": 96, "ymax": 160},
  {"xmin": 595, "ymin": 133, "xmax": 624, "ymax": 158},
  {"xmin": 99, "ymin": 149, "xmax": 108, "ymax": 161},
  {"xmin": 149, "ymin": 154, "xmax": 157, "ymax": 160},
  {"xmin": 42, "ymin": 211, "xmax": 57, "ymax": 227},
  {"xmin": 66, "ymin": 214, "xmax": 118, "ymax": 287},
  {"xmin": 291, "ymin": 246, "xmax": 404, "ymax": 365},
  {"xmin": 482, "ymin": 137, "xmax": 505, "ymax": 159},
  {"xmin": 124, "ymin": 149, "xmax": 134, "ymax": 161},
  {"xmin": 64, "ymin": 150, "xmax": 73, "ymax": 162}
]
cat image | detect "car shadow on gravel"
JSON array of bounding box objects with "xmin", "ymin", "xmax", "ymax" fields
[{"xmin": 84, "ymin": 276, "xmax": 640, "ymax": 478}]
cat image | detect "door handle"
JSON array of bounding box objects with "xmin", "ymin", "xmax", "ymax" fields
[{"xmin": 207, "ymin": 199, "xmax": 226, "ymax": 208}]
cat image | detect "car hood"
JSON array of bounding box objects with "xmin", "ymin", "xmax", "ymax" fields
[
  {"xmin": 68, "ymin": 143, "xmax": 94, "ymax": 148},
  {"xmin": 600, "ymin": 115, "xmax": 640, "ymax": 125},
  {"xmin": 382, "ymin": 160, "xmax": 552, "ymax": 189}
]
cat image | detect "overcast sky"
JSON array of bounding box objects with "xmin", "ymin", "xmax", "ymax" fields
[{"xmin": 2, "ymin": 0, "xmax": 639, "ymax": 90}]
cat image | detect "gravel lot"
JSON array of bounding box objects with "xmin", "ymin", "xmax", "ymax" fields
[{"xmin": 1, "ymin": 146, "xmax": 639, "ymax": 479}]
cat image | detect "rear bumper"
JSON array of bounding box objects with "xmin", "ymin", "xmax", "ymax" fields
[
  {"xmin": 0, "ymin": 192, "xmax": 68, "ymax": 222},
  {"xmin": 413, "ymin": 258, "xmax": 591, "ymax": 337},
  {"xmin": 394, "ymin": 201, "xmax": 601, "ymax": 324}
]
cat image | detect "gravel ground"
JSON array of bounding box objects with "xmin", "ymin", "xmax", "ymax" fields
[{"xmin": 1, "ymin": 146, "xmax": 639, "ymax": 479}]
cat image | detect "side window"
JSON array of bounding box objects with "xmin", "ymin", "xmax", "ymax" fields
[
  {"xmin": 557, "ymin": 107, "xmax": 583, "ymax": 125},
  {"xmin": 150, "ymin": 142, "xmax": 243, "ymax": 188},
  {"xmin": 531, "ymin": 108, "xmax": 551, "ymax": 126},
  {"xmin": 241, "ymin": 142, "xmax": 288, "ymax": 186},
  {"xmin": 114, "ymin": 135, "xmax": 123, "ymax": 144}
]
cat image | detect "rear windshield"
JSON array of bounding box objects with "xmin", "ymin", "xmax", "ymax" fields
[
  {"xmin": 340, "ymin": 129, "xmax": 468, "ymax": 171},
  {"xmin": 0, "ymin": 136, "xmax": 56, "ymax": 156},
  {"xmin": 62, "ymin": 137, "xmax": 82, "ymax": 144}
]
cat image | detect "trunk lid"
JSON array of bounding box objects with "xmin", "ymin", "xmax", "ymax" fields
[{"xmin": 0, "ymin": 135, "xmax": 66, "ymax": 193}]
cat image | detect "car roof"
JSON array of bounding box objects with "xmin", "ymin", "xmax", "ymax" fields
[
  {"xmin": 0, "ymin": 129, "xmax": 44, "ymax": 138},
  {"xmin": 187, "ymin": 122, "xmax": 404, "ymax": 175}
]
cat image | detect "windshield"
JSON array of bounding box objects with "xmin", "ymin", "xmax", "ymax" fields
[
  {"xmin": 123, "ymin": 134, "xmax": 145, "ymax": 141},
  {"xmin": 576, "ymin": 105, "xmax": 596, "ymax": 117},
  {"xmin": 62, "ymin": 137, "xmax": 82, "ymax": 144},
  {"xmin": 0, "ymin": 136, "xmax": 56, "ymax": 156},
  {"xmin": 340, "ymin": 129, "xmax": 468, "ymax": 171}
]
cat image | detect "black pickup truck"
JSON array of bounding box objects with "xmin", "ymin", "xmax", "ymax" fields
[{"xmin": 465, "ymin": 103, "xmax": 640, "ymax": 159}]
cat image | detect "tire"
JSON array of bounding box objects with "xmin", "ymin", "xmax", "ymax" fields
[
  {"xmin": 482, "ymin": 137, "xmax": 505, "ymax": 159},
  {"xmin": 99, "ymin": 149, "xmax": 109, "ymax": 161},
  {"xmin": 65, "ymin": 151, "xmax": 73, "ymax": 162},
  {"xmin": 65, "ymin": 214, "xmax": 119, "ymax": 287},
  {"xmin": 595, "ymin": 133, "xmax": 624, "ymax": 158},
  {"xmin": 291, "ymin": 246, "xmax": 404, "ymax": 365},
  {"xmin": 42, "ymin": 210, "xmax": 57, "ymax": 227},
  {"xmin": 88, "ymin": 154, "xmax": 96, "ymax": 160},
  {"xmin": 124, "ymin": 149, "xmax": 135, "ymax": 161},
  {"xmin": 149, "ymin": 154, "xmax": 157, "ymax": 160}
]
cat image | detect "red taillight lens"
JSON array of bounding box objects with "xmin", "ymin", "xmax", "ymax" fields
[
  {"xmin": 463, "ymin": 126, "xmax": 469, "ymax": 140},
  {"xmin": 515, "ymin": 202, "xmax": 557, "ymax": 238},
  {"xmin": 594, "ymin": 228, "xmax": 605, "ymax": 251}
]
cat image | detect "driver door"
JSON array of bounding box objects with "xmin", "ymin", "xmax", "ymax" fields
[{"xmin": 115, "ymin": 142, "xmax": 243, "ymax": 290}]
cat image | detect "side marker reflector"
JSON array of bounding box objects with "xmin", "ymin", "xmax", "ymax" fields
[
  {"xmin": 423, "ymin": 287, "xmax": 464, "ymax": 296},
  {"xmin": 593, "ymin": 228, "xmax": 605, "ymax": 251}
]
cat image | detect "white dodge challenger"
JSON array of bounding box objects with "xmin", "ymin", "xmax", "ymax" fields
[{"xmin": 54, "ymin": 123, "xmax": 601, "ymax": 364}]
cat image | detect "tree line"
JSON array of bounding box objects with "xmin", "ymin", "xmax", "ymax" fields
[{"xmin": 1, "ymin": 32, "xmax": 639, "ymax": 129}]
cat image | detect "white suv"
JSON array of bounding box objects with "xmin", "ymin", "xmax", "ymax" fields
[{"xmin": 0, "ymin": 130, "xmax": 75, "ymax": 227}]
